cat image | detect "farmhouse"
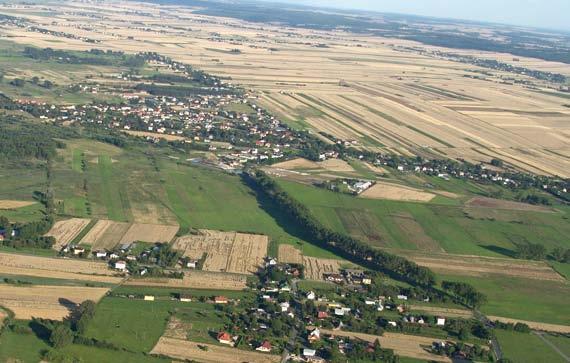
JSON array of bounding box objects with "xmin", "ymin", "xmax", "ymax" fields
[
  {"xmin": 179, "ymin": 294, "xmax": 192, "ymax": 302},
  {"xmin": 144, "ymin": 295, "xmax": 155, "ymax": 301},
  {"xmin": 217, "ymin": 331, "xmax": 233, "ymax": 345},
  {"xmin": 437, "ymin": 317, "xmax": 446, "ymax": 326},
  {"xmin": 114, "ymin": 260, "xmax": 127, "ymax": 271},
  {"xmin": 214, "ymin": 296, "xmax": 228, "ymax": 304},
  {"xmin": 256, "ymin": 340, "xmax": 272, "ymax": 352}
]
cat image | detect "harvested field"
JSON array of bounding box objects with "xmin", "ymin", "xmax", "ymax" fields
[
  {"xmin": 320, "ymin": 329, "xmax": 451, "ymax": 362},
  {"xmin": 0, "ymin": 200, "xmax": 36, "ymax": 209},
  {"xmin": 0, "ymin": 252, "xmax": 123, "ymax": 284},
  {"xmin": 278, "ymin": 244, "xmax": 303, "ymax": 264},
  {"xmin": 404, "ymin": 252, "xmax": 564, "ymax": 281},
  {"xmin": 163, "ymin": 316, "xmax": 194, "ymax": 340},
  {"xmin": 79, "ymin": 219, "xmax": 131, "ymax": 250},
  {"xmin": 409, "ymin": 305, "xmax": 474, "ymax": 318},
  {"xmin": 118, "ymin": 223, "xmax": 179, "ymax": 244},
  {"xmin": 172, "ymin": 230, "xmax": 268, "ymax": 274},
  {"xmin": 487, "ymin": 316, "xmax": 570, "ymax": 334},
  {"xmin": 45, "ymin": 218, "xmax": 91, "ymax": 250},
  {"xmin": 317, "ymin": 158, "xmax": 356, "ymax": 173},
  {"xmin": 465, "ymin": 197, "xmax": 555, "ymax": 212},
  {"xmin": 125, "ymin": 271, "xmax": 247, "ymax": 291},
  {"xmin": 303, "ymin": 256, "xmax": 342, "ymax": 280},
  {"xmin": 270, "ymin": 158, "xmax": 319, "ymax": 170},
  {"xmin": 0, "ymin": 285, "xmax": 109, "ymax": 320},
  {"xmin": 360, "ymin": 182, "xmax": 435, "ymax": 202},
  {"xmin": 151, "ymin": 337, "xmax": 280, "ymax": 363}
]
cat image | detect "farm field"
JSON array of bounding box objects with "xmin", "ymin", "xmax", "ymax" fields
[
  {"xmin": 45, "ymin": 217, "xmax": 92, "ymax": 250},
  {"xmin": 278, "ymin": 244, "xmax": 346, "ymax": 280},
  {"xmin": 276, "ymin": 179, "xmax": 570, "ymax": 256},
  {"xmin": 151, "ymin": 337, "xmax": 281, "ymax": 363},
  {"xmin": 0, "ymin": 251, "xmax": 123, "ymax": 284},
  {"xmin": 124, "ymin": 270, "xmax": 248, "ymax": 291},
  {"xmin": 0, "ymin": 200, "xmax": 36, "ymax": 209},
  {"xmin": 172, "ymin": 230, "xmax": 268, "ymax": 274},
  {"xmin": 0, "ymin": 284, "xmax": 109, "ymax": 320},
  {"xmin": 496, "ymin": 330, "xmax": 570, "ymax": 363},
  {"xmin": 319, "ymin": 329, "xmax": 451, "ymax": 362}
]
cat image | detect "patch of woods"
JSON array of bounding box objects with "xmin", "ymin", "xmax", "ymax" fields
[
  {"xmin": 515, "ymin": 243, "xmax": 570, "ymax": 263},
  {"xmin": 23, "ymin": 47, "xmax": 145, "ymax": 68}
]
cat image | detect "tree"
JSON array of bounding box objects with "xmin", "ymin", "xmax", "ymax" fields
[
  {"xmin": 490, "ymin": 158, "xmax": 503, "ymax": 167},
  {"xmin": 50, "ymin": 324, "xmax": 74, "ymax": 348}
]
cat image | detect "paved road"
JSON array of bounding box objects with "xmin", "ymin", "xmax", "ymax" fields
[{"xmin": 534, "ymin": 332, "xmax": 570, "ymax": 362}]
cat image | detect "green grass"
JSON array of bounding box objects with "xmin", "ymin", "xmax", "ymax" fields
[
  {"xmin": 0, "ymin": 327, "xmax": 50, "ymax": 363},
  {"xmin": 0, "ymin": 203, "xmax": 45, "ymax": 223},
  {"xmin": 84, "ymin": 296, "xmax": 175, "ymax": 352},
  {"xmin": 440, "ymin": 274, "xmax": 570, "ymax": 325},
  {"xmin": 276, "ymin": 179, "xmax": 570, "ymax": 256},
  {"xmin": 549, "ymin": 261, "xmax": 570, "ymax": 280},
  {"xmin": 496, "ymin": 330, "xmax": 568, "ymax": 363},
  {"xmin": 0, "ymin": 274, "xmax": 113, "ymax": 288},
  {"xmin": 543, "ymin": 334, "xmax": 570, "ymax": 358},
  {"xmin": 112, "ymin": 285, "xmax": 250, "ymax": 299}
]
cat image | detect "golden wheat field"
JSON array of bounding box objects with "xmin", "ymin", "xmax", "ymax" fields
[{"xmin": 0, "ymin": 1, "xmax": 567, "ymax": 176}]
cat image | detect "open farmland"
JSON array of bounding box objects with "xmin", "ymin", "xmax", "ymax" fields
[
  {"xmin": 360, "ymin": 182, "xmax": 436, "ymax": 202},
  {"xmin": 465, "ymin": 196, "xmax": 555, "ymax": 212},
  {"xmin": 278, "ymin": 244, "xmax": 304, "ymax": 264},
  {"xmin": 320, "ymin": 329, "xmax": 451, "ymax": 362},
  {"xmin": 125, "ymin": 270, "xmax": 247, "ymax": 291},
  {"xmin": 0, "ymin": 252, "xmax": 122, "ymax": 284},
  {"xmin": 79, "ymin": 219, "xmax": 131, "ymax": 250},
  {"xmin": 151, "ymin": 337, "xmax": 280, "ymax": 363},
  {"xmin": 0, "ymin": 285, "xmax": 109, "ymax": 320},
  {"xmin": 409, "ymin": 305, "xmax": 474, "ymax": 319},
  {"xmin": 0, "ymin": 200, "xmax": 36, "ymax": 209},
  {"xmin": 278, "ymin": 244, "xmax": 343, "ymax": 280},
  {"xmin": 488, "ymin": 316, "xmax": 570, "ymax": 334},
  {"xmin": 45, "ymin": 218, "xmax": 91, "ymax": 250},
  {"xmin": 118, "ymin": 223, "xmax": 179, "ymax": 244},
  {"xmin": 173, "ymin": 230, "xmax": 268, "ymax": 274}
]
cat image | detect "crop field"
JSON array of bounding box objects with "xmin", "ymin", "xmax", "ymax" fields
[
  {"xmin": 119, "ymin": 223, "xmax": 179, "ymax": 244},
  {"xmin": 278, "ymin": 244, "xmax": 304, "ymax": 264},
  {"xmin": 79, "ymin": 219, "xmax": 131, "ymax": 249},
  {"xmin": 45, "ymin": 218, "xmax": 92, "ymax": 250},
  {"xmin": 408, "ymin": 305, "xmax": 473, "ymax": 319},
  {"xmin": 277, "ymin": 179, "xmax": 570, "ymax": 255},
  {"xmin": 172, "ymin": 230, "xmax": 268, "ymax": 274},
  {"xmin": 278, "ymin": 244, "xmax": 344, "ymax": 280},
  {"xmin": 320, "ymin": 329, "xmax": 451, "ymax": 362},
  {"xmin": 360, "ymin": 182, "xmax": 436, "ymax": 202},
  {"xmin": 465, "ymin": 197, "xmax": 555, "ymax": 212},
  {"xmin": 0, "ymin": 284, "xmax": 109, "ymax": 320},
  {"xmin": 125, "ymin": 270, "xmax": 247, "ymax": 291},
  {"xmin": 398, "ymin": 251, "xmax": 564, "ymax": 282},
  {"xmin": 0, "ymin": 251, "xmax": 123, "ymax": 284},
  {"xmin": 496, "ymin": 330, "xmax": 569, "ymax": 363},
  {"xmin": 151, "ymin": 337, "xmax": 281, "ymax": 363},
  {"xmin": 0, "ymin": 200, "xmax": 36, "ymax": 209}
]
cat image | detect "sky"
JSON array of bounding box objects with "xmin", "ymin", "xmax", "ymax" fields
[{"xmin": 262, "ymin": 0, "xmax": 570, "ymax": 31}]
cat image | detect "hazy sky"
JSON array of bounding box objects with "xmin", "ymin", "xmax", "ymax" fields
[{"xmin": 265, "ymin": 0, "xmax": 570, "ymax": 31}]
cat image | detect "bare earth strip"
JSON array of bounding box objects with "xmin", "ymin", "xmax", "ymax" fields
[
  {"xmin": 320, "ymin": 329, "xmax": 451, "ymax": 362},
  {"xmin": 465, "ymin": 197, "xmax": 555, "ymax": 212},
  {"xmin": 45, "ymin": 218, "xmax": 91, "ymax": 250},
  {"xmin": 360, "ymin": 182, "xmax": 435, "ymax": 202},
  {"xmin": 270, "ymin": 158, "xmax": 320, "ymax": 170},
  {"xmin": 172, "ymin": 230, "xmax": 268, "ymax": 274},
  {"xmin": 151, "ymin": 337, "xmax": 280, "ymax": 363},
  {"xmin": 0, "ymin": 285, "xmax": 109, "ymax": 320},
  {"xmin": 0, "ymin": 252, "xmax": 123, "ymax": 284},
  {"xmin": 124, "ymin": 271, "xmax": 247, "ymax": 291},
  {"xmin": 487, "ymin": 316, "xmax": 570, "ymax": 334},
  {"xmin": 278, "ymin": 244, "xmax": 303, "ymax": 264},
  {"xmin": 80, "ymin": 219, "xmax": 131, "ymax": 250},
  {"xmin": 118, "ymin": 223, "xmax": 179, "ymax": 244},
  {"xmin": 124, "ymin": 130, "xmax": 186, "ymax": 141},
  {"xmin": 0, "ymin": 200, "xmax": 36, "ymax": 209},
  {"xmin": 409, "ymin": 305, "xmax": 474, "ymax": 318}
]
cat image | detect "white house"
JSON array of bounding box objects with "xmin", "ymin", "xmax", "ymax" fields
[
  {"xmin": 437, "ymin": 317, "xmax": 446, "ymax": 326},
  {"xmin": 95, "ymin": 251, "xmax": 107, "ymax": 258},
  {"xmin": 303, "ymin": 349, "xmax": 316, "ymax": 357},
  {"xmin": 114, "ymin": 260, "xmax": 127, "ymax": 271},
  {"xmin": 144, "ymin": 295, "xmax": 155, "ymax": 301},
  {"xmin": 306, "ymin": 291, "xmax": 316, "ymax": 300}
]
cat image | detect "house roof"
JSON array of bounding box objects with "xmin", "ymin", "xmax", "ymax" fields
[
  {"xmin": 260, "ymin": 340, "xmax": 272, "ymax": 349},
  {"xmin": 217, "ymin": 332, "xmax": 231, "ymax": 341}
]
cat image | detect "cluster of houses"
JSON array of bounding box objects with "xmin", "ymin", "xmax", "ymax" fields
[{"xmin": 323, "ymin": 269, "xmax": 372, "ymax": 286}]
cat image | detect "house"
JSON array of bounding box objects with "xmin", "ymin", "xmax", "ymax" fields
[
  {"xmin": 114, "ymin": 260, "xmax": 127, "ymax": 271},
  {"xmin": 214, "ymin": 296, "xmax": 228, "ymax": 304},
  {"xmin": 334, "ymin": 308, "xmax": 345, "ymax": 316},
  {"xmin": 144, "ymin": 295, "xmax": 155, "ymax": 301},
  {"xmin": 72, "ymin": 247, "xmax": 85, "ymax": 255},
  {"xmin": 317, "ymin": 311, "xmax": 329, "ymax": 319},
  {"xmin": 179, "ymin": 294, "xmax": 192, "ymax": 302},
  {"xmin": 362, "ymin": 278, "xmax": 372, "ymax": 285},
  {"xmin": 185, "ymin": 260, "xmax": 197, "ymax": 269},
  {"xmin": 95, "ymin": 251, "xmax": 107, "ymax": 258},
  {"xmin": 217, "ymin": 331, "xmax": 233, "ymax": 345},
  {"xmin": 397, "ymin": 294, "xmax": 408, "ymax": 300},
  {"xmin": 280, "ymin": 302, "xmax": 290, "ymax": 312},
  {"xmin": 388, "ymin": 321, "xmax": 397, "ymax": 327},
  {"xmin": 303, "ymin": 349, "xmax": 316, "ymax": 357},
  {"xmin": 437, "ymin": 317, "xmax": 446, "ymax": 326},
  {"xmin": 256, "ymin": 340, "xmax": 272, "ymax": 352},
  {"xmin": 306, "ymin": 291, "xmax": 316, "ymax": 300},
  {"xmin": 308, "ymin": 327, "xmax": 320, "ymax": 343}
]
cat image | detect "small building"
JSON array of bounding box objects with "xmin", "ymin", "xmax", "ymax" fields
[
  {"xmin": 114, "ymin": 260, "xmax": 127, "ymax": 271},
  {"xmin": 217, "ymin": 331, "xmax": 233, "ymax": 345},
  {"xmin": 306, "ymin": 291, "xmax": 316, "ymax": 300},
  {"xmin": 143, "ymin": 295, "xmax": 155, "ymax": 301},
  {"xmin": 437, "ymin": 317, "xmax": 446, "ymax": 326},
  {"xmin": 185, "ymin": 260, "xmax": 197, "ymax": 269},
  {"xmin": 214, "ymin": 296, "xmax": 228, "ymax": 304},
  {"xmin": 308, "ymin": 327, "xmax": 320, "ymax": 343},
  {"xmin": 303, "ymin": 349, "xmax": 316, "ymax": 357},
  {"xmin": 72, "ymin": 247, "xmax": 86, "ymax": 255},
  {"xmin": 256, "ymin": 340, "xmax": 272, "ymax": 353},
  {"xmin": 317, "ymin": 311, "xmax": 329, "ymax": 319},
  {"xmin": 179, "ymin": 294, "xmax": 192, "ymax": 302},
  {"xmin": 95, "ymin": 251, "xmax": 107, "ymax": 259}
]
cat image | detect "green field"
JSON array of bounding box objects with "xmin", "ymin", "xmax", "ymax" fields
[
  {"xmin": 440, "ymin": 273, "xmax": 570, "ymax": 325},
  {"xmin": 496, "ymin": 330, "xmax": 569, "ymax": 363},
  {"xmin": 276, "ymin": 179, "xmax": 570, "ymax": 256},
  {"xmin": 0, "ymin": 203, "xmax": 44, "ymax": 223}
]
